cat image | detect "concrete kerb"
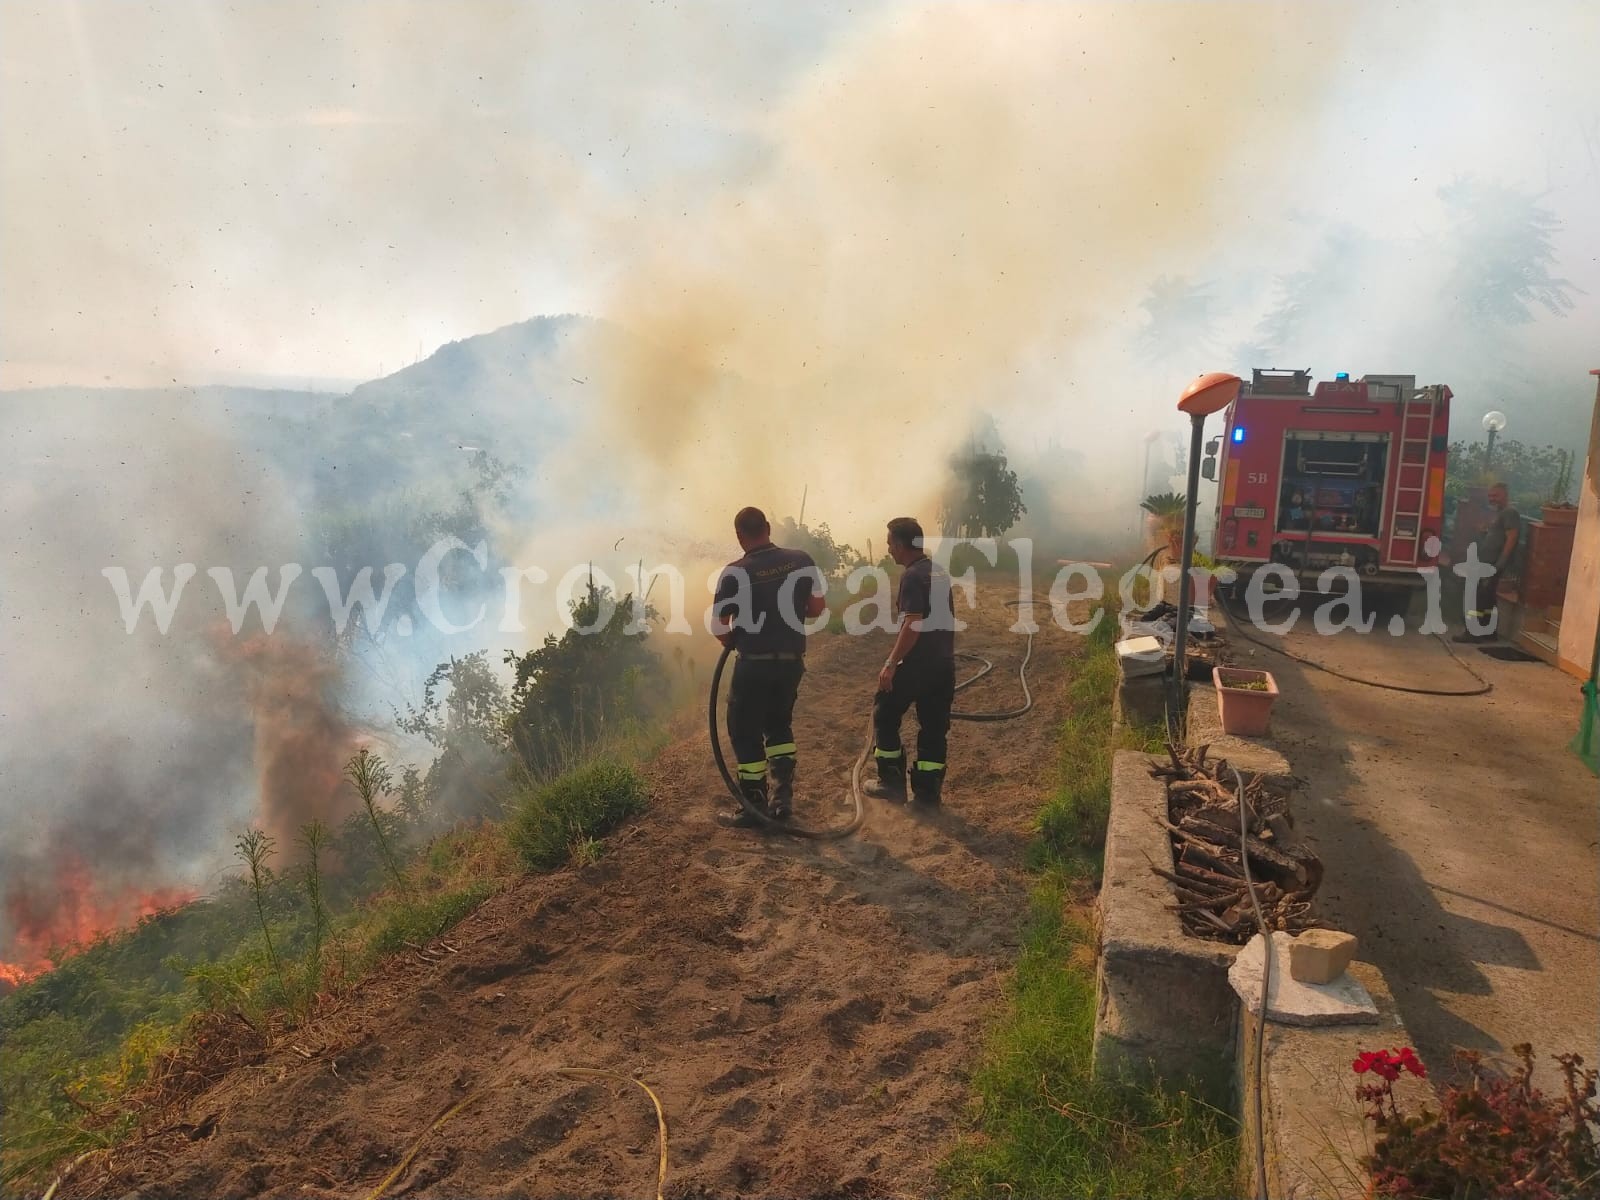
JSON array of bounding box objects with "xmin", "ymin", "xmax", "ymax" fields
[
  {"xmin": 1099, "ymin": 611, "xmax": 1425, "ymax": 1199},
  {"xmin": 1180, "ymin": 615, "xmax": 1424, "ymax": 1200},
  {"xmin": 1184, "ymin": 676, "xmax": 1294, "ymax": 784},
  {"xmin": 1239, "ymin": 961, "xmax": 1430, "ymax": 1200}
]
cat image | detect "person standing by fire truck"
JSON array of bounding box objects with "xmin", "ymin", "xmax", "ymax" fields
[
  {"xmin": 1455, "ymin": 481, "xmax": 1521, "ymax": 643},
  {"xmin": 867, "ymin": 517, "xmax": 957, "ymax": 807},
  {"xmin": 711, "ymin": 507, "xmax": 827, "ymax": 826}
]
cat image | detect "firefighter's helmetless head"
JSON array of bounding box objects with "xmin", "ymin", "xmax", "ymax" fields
[
  {"xmin": 733, "ymin": 506, "xmax": 771, "ymax": 552},
  {"xmin": 1488, "ymin": 482, "xmax": 1509, "ymax": 510}
]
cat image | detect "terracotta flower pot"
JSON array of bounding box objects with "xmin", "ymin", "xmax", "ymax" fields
[
  {"xmin": 1541, "ymin": 502, "xmax": 1578, "ymax": 527},
  {"xmin": 1213, "ymin": 667, "xmax": 1279, "ymax": 736}
]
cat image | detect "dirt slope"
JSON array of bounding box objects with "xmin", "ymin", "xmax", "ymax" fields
[{"xmin": 81, "ymin": 600, "xmax": 1078, "ymax": 1200}]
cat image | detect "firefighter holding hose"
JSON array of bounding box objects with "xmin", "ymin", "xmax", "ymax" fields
[
  {"xmin": 867, "ymin": 517, "xmax": 957, "ymax": 807},
  {"xmin": 710, "ymin": 507, "xmax": 826, "ymax": 827}
]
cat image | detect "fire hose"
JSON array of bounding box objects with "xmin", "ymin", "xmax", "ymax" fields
[
  {"xmin": 707, "ymin": 597, "xmax": 1043, "ymax": 838},
  {"xmin": 1216, "ymin": 587, "xmax": 1492, "ymax": 697}
]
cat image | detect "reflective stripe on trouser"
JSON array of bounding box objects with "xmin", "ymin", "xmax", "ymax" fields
[
  {"xmin": 737, "ymin": 761, "xmax": 767, "ymax": 780},
  {"xmin": 766, "ymin": 742, "xmax": 797, "ymax": 761},
  {"xmin": 874, "ymin": 747, "xmax": 903, "ymax": 759},
  {"xmin": 1465, "ymin": 571, "xmax": 1500, "ymax": 629},
  {"xmin": 915, "ymin": 760, "xmax": 945, "ymax": 773}
]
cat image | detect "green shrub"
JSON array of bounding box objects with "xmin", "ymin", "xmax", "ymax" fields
[{"xmin": 507, "ymin": 758, "xmax": 647, "ymax": 870}]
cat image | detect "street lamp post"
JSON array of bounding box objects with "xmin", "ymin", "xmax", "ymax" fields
[
  {"xmin": 1482, "ymin": 410, "xmax": 1507, "ymax": 475},
  {"xmin": 1173, "ymin": 373, "xmax": 1243, "ymax": 714},
  {"xmin": 1141, "ymin": 429, "xmax": 1161, "ymax": 495}
]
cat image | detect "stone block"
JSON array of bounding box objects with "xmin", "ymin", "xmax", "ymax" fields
[
  {"xmin": 1289, "ymin": 929, "xmax": 1358, "ymax": 984},
  {"xmin": 1229, "ymin": 933, "xmax": 1378, "ymax": 1026}
]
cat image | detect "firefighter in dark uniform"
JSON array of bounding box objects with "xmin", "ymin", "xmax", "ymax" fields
[
  {"xmin": 711, "ymin": 507, "xmax": 826, "ymax": 826},
  {"xmin": 866, "ymin": 517, "xmax": 956, "ymax": 807}
]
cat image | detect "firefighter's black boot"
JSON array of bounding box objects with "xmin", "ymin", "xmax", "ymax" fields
[
  {"xmin": 722, "ymin": 777, "xmax": 770, "ymax": 827},
  {"xmin": 770, "ymin": 757, "xmax": 795, "ymax": 820},
  {"xmin": 909, "ymin": 766, "xmax": 944, "ymax": 808},
  {"xmin": 864, "ymin": 756, "xmax": 907, "ymax": 802}
]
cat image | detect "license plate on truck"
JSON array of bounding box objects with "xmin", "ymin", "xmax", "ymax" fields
[{"xmin": 1233, "ymin": 505, "xmax": 1265, "ymax": 519}]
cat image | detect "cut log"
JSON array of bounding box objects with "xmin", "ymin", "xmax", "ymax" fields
[
  {"xmin": 1149, "ymin": 866, "xmax": 1235, "ymax": 896},
  {"xmin": 1170, "ymin": 779, "xmax": 1230, "ymax": 799},
  {"xmin": 1165, "ymin": 828, "xmax": 1244, "ymax": 877},
  {"xmin": 1190, "ymin": 908, "xmax": 1236, "ymax": 934},
  {"xmin": 1177, "ymin": 843, "xmax": 1245, "ymax": 883},
  {"xmin": 1167, "ymin": 896, "xmax": 1242, "ymax": 914},
  {"xmin": 1171, "ymin": 861, "xmax": 1250, "ymax": 892}
]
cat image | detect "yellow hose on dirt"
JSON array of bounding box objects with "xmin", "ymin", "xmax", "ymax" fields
[
  {"xmin": 552, "ymin": 1067, "xmax": 669, "ymax": 1200},
  {"xmin": 39, "ymin": 1151, "xmax": 94, "ymax": 1200},
  {"xmin": 362, "ymin": 1066, "xmax": 668, "ymax": 1200}
]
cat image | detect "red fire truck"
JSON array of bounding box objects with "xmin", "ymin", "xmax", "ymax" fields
[{"xmin": 1206, "ymin": 369, "xmax": 1452, "ymax": 594}]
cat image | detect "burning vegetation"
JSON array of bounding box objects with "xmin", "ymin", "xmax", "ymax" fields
[{"xmin": 0, "ymin": 857, "xmax": 197, "ymax": 991}]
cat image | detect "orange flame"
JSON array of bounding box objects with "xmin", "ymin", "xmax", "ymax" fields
[{"xmin": 1, "ymin": 854, "xmax": 196, "ymax": 987}]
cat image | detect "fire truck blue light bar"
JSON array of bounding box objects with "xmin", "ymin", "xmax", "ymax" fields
[{"xmin": 1232, "ymin": 427, "xmax": 1246, "ymax": 443}]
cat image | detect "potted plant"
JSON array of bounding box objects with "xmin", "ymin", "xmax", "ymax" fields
[
  {"xmin": 1140, "ymin": 492, "xmax": 1187, "ymax": 552},
  {"xmin": 1213, "ymin": 666, "xmax": 1279, "ymax": 736},
  {"xmin": 1541, "ymin": 449, "xmax": 1578, "ymax": 526}
]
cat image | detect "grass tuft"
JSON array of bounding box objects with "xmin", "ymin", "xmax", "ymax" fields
[
  {"xmin": 506, "ymin": 757, "xmax": 647, "ymax": 870},
  {"xmin": 363, "ymin": 881, "xmax": 498, "ymax": 961}
]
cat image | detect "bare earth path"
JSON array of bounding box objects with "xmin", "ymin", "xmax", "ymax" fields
[
  {"xmin": 85, "ymin": 599, "xmax": 1076, "ymax": 1200},
  {"xmin": 1233, "ymin": 615, "xmax": 1599, "ymax": 1092}
]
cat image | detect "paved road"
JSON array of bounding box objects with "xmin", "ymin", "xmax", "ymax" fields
[{"xmin": 1228, "ymin": 610, "xmax": 1599, "ymax": 1092}]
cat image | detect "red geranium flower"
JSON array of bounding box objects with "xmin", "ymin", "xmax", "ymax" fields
[
  {"xmin": 1352, "ymin": 1048, "xmax": 1427, "ymax": 1083},
  {"xmin": 1396, "ymin": 1047, "xmax": 1427, "ymax": 1078}
]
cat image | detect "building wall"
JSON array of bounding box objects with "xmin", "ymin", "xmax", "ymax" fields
[{"xmin": 1558, "ymin": 377, "xmax": 1600, "ymax": 678}]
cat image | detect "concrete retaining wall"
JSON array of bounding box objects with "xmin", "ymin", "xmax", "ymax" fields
[{"xmin": 1093, "ymin": 751, "xmax": 1241, "ymax": 1085}]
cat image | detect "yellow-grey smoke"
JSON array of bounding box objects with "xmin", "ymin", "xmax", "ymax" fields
[{"xmin": 585, "ymin": 3, "xmax": 1356, "ymax": 545}]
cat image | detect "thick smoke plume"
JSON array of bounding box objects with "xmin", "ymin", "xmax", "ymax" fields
[{"xmin": 212, "ymin": 629, "xmax": 360, "ymax": 853}]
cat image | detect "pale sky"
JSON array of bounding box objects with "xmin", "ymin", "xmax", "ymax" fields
[
  {"xmin": 2, "ymin": 0, "xmax": 1597, "ymax": 391},
  {"xmin": 0, "ymin": 1, "xmax": 873, "ymax": 386}
]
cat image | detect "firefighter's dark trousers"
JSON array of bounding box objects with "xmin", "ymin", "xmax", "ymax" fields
[
  {"xmin": 1465, "ymin": 567, "xmax": 1505, "ymax": 635},
  {"xmin": 727, "ymin": 654, "xmax": 805, "ymax": 785},
  {"xmin": 873, "ymin": 656, "xmax": 956, "ymax": 788}
]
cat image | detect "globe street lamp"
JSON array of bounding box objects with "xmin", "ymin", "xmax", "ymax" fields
[
  {"xmin": 1482, "ymin": 410, "xmax": 1507, "ymax": 474},
  {"xmin": 1174, "ymin": 372, "xmax": 1243, "ymax": 711}
]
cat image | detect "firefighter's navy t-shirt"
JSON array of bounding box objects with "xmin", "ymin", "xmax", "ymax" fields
[
  {"xmin": 897, "ymin": 555, "xmax": 956, "ymax": 664},
  {"xmin": 1477, "ymin": 505, "xmax": 1522, "ymax": 568},
  {"xmin": 712, "ymin": 543, "xmax": 820, "ymax": 655}
]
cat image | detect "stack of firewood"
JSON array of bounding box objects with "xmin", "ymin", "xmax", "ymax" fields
[{"xmin": 1147, "ymin": 743, "xmax": 1323, "ymax": 942}]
